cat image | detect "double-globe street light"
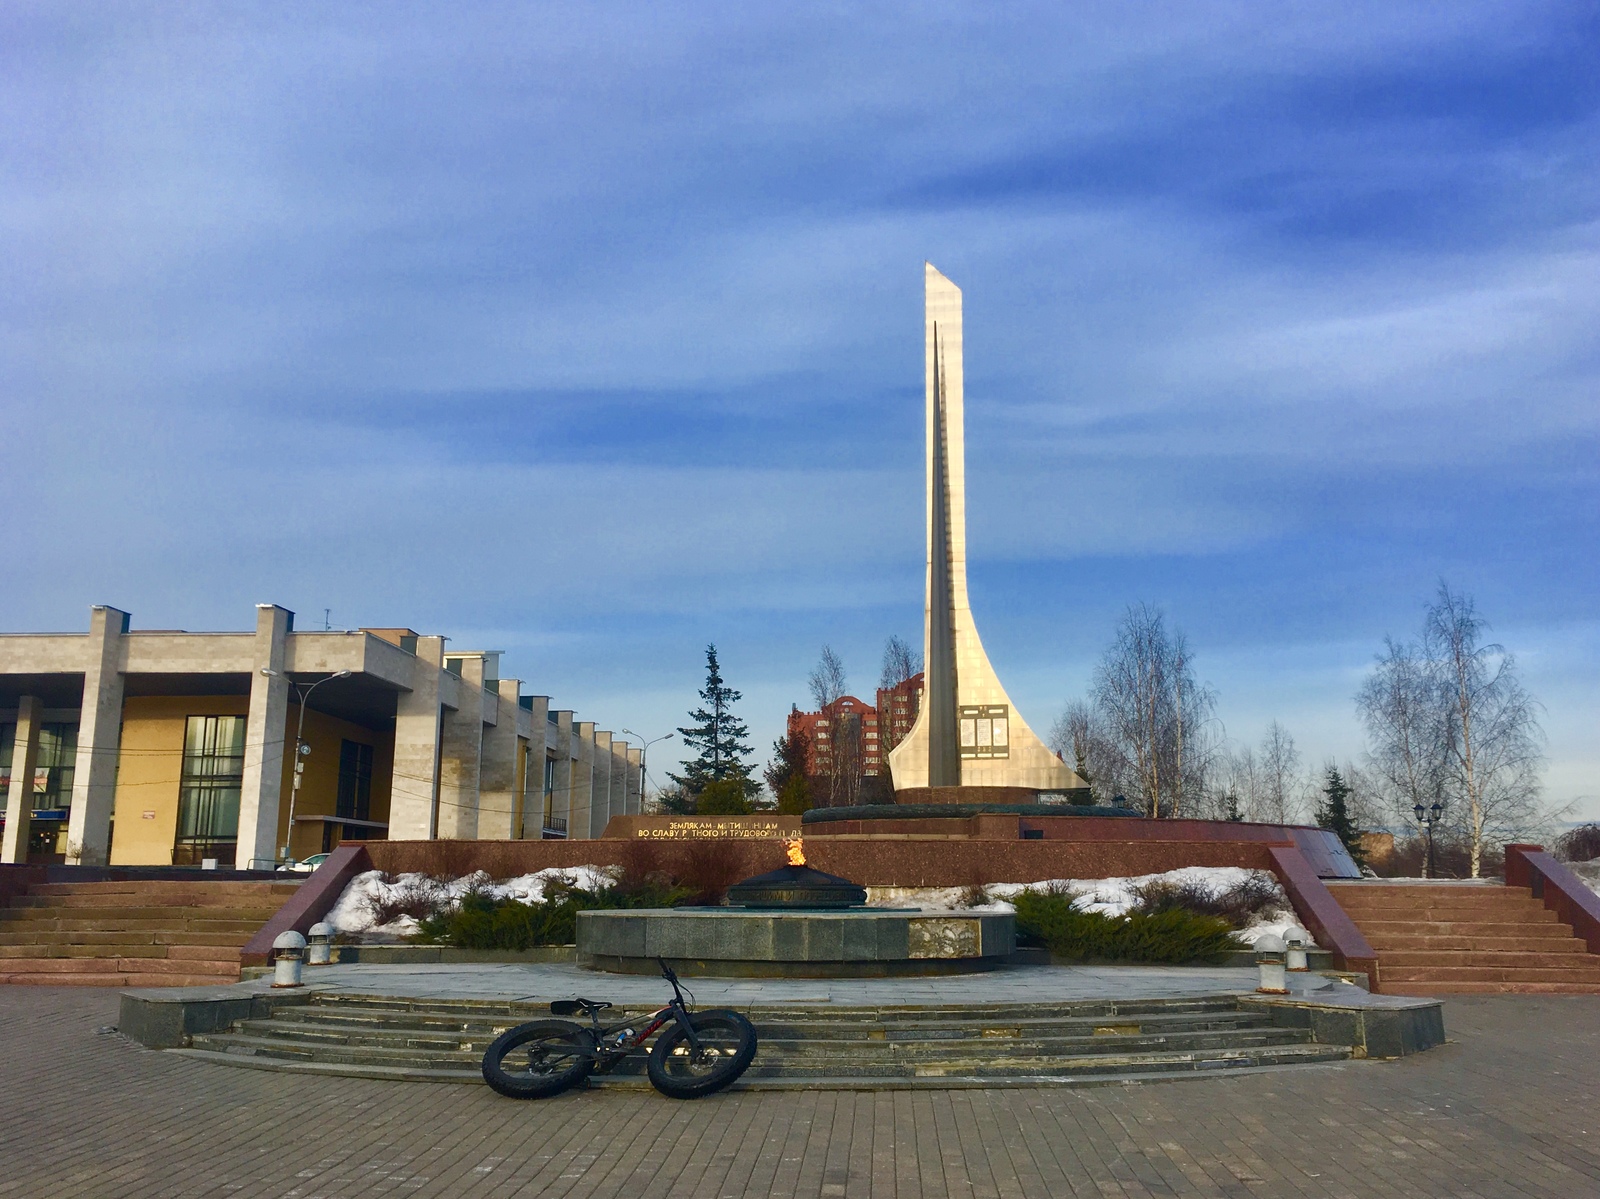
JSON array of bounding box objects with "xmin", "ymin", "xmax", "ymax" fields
[
  {"xmin": 621, "ymin": 729, "xmax": 673, "ymax": 812},
  {"xmin": 1413, "ymin": 800, "xmax": 1444, "ymax": 879},
  {"xmin": 261, "ymin": 668, "xmax": 351, "ymax": 864}
]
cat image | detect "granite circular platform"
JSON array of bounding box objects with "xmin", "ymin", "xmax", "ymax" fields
[{"xmin": 575, "ymin": 907, "xmax": 1015, "ymax": 977}]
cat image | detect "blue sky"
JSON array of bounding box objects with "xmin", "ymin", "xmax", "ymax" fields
[{"xmin": 5, "ymin": 2, "xmax": 1597, "ymax": 816}]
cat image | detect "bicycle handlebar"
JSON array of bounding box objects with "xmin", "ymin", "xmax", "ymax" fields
[{"xmin": 657, "ymin": 956, "xmax": 685, "ymax": 1002}]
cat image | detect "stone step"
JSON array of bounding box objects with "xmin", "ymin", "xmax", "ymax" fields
[
  {"xmin": 267, "ymin": 1005, "xmax": 1274, "ymax": 1042},
  {"xmin": 12, "ymin": 892, "xmax": 289, "ymax": 910},
  {"xmin": 0, "ymin": 956, "xmax": 236, "ymax": 979},
  {"xmin": 188, "ymin": 1031, "xmax": 1343, "ymax": 1080},
  {"xmin": 0, "ymin": 928, "xmax": 252, "ymax": 948},
  {"xmin": 1381, "ymin": 980, "xmax": 1600, "ymax": 995},
  {"xmin": 233, "ymin": 1018, "xmax": 1302, "ymax": 1062},
  {"xmin": 0, "ymin": 969, "xmax": 237, "ymax": 987},
  {"xmin": 1366, "ymin": 934, "xmax": 1588, "ymax": 953},
  {"xmin": 1381, "ymin": 964, "xmax": 1600, "ymax": 983},
  {"xmin": 299, "ymin": 993, "xmax": 1250, "ymax": 1023},
  {"xmin": 0, "ymin": 916, "xmax": 266, "ymax": 935},
  {"xmin": 1336, "ymin": 906, "xmax": 1557, "ymax": 924},
  {"xmin": 1354, "ymin": 921, "xmax": 1577, "ymax": 939},
  {"xmin": 0, "ymin": 905, "xmax": 280, "ymax": 923},
  {"xmin": 27, "ymin": 881, "xmax": 298, "ymax": 898},
  {"xmin": 1378, "ymin": 950, "xmax": 1600, "ymax": 970}
]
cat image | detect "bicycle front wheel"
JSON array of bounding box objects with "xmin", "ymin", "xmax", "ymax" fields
[
  {"xmin": 646, "ymin": 1010, "xmax": 757, "ymax": 1099},
  {"xmin": 482, "ymin": 1019, "xmax": 597, "ymax": 1099}
]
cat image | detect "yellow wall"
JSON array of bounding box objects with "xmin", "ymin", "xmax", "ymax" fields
[
  {"xmin": 108, "ymin": 696, "xmax": 394, "ymax": 866},
  {"xmin": 110, "ymin": 696, "xmax": 249, "ymax": 866},
  {"xmin": 275, "ymin": 704, "xmax": 394, "ymax": 861}
]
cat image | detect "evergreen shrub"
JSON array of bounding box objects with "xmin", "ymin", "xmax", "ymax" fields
[
  {"xmin": 418, "ymin": 877, "xmax": 691, "ymax": 951},
  {"xmin": 1012, "ymin": 892, "xmax": 1238, "ymax": 964}
]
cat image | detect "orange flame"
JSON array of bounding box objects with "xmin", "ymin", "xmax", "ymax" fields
[{"xmin": 785, "ymin": 838, "xmax": 805, "ymax": 866}]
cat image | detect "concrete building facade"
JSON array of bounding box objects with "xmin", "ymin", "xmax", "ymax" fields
[{"xmin": 0, "ymin": 605, "xmax": 640, "ymax": 868}]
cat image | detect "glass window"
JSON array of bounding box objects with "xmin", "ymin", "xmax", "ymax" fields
[
  {"xmin": 174, "ymin": 716, "xmax": 246, "ymax": 864},
  {"xmin": 32, "ymin": 724, "xmax": 78, "ymax": 812},
  {"xmin": 337, "ymin": 740, "xmax": 374, "ymax": 821}
]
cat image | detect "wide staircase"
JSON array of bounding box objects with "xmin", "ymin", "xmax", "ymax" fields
[
  {"xmin": 1329, "ymin": 880, "xmax": 1600, "ymax": 995},
  {"xmin": 179, "ymin": 993, "xmax": 1349, "ymax": 1087},
  {"xmin": 0, "ymin": 879, "xmax": 297, "ymax": 986}
]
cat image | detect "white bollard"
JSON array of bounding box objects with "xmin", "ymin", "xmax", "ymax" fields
[
  {"xmin": 272, "ymin": 930, "xmax": 307, "ymax": 988},
  {"xmin": 1284, "ymin": 927, "xmax": 1311, "ymax": 972},
  {"xmin": 1254, "ymin": 932, "xmax": 1288, "ymax": 994},
  {"xmin": 306, "ymin": 922, "xmax": 334, "ymax": 966}
]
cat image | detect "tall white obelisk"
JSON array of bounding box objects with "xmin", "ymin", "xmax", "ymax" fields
[{"xmin": 887, "ymin": 263, "xmax": 1085, "ymax": 794}]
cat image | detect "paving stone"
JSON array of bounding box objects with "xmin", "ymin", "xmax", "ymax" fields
[{"xmin": 1, "ymin": 987, "xmax": 1597, "ymax": 1197}]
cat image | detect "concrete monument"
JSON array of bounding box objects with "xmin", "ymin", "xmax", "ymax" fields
[{"xmin": 887, "ymin": 264, "xmax": 1086, "ymax": 796}]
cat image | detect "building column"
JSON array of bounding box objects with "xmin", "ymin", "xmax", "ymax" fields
[
  {"xmin": 390, "ymin": 636, "xmax": 445, "ymax": 840},
  {"xmin": 568, "ymin": 722, "xmax": 595, "ymax": 840},
  {"xmin": 625, "ymin": 746, "xmax": 642, "ymax": 815},
  {"xmin": 517, "ymin": 696, "xmax": 550, "ymax": 839},
  {"xmin": 437, "ymin": 657, "xmax": 484, "ymax": 840},
  {"xmin": 235, "ymin": 605, "xmax": 292, "ymax": 870},
  {"xmin": 591, "ymin": 731, "xmax": 614, "ymax": 838},
  {"xmin": 545, "ymin": 711, "xmax": 573, "ymax": 837},
  {"xmin": 65, "ymin": 606, "xmax": 128, "ymax": 866},
  {"xmin": 476, "ymin": 679, "xmax": 522, "ymax": 840},
  {"xmin": 1, "ymin": 696, "xmax": 42, "ymax": 863},
  {"xmin": 608, "ymin": 739, "xmax": 628, "ymax": 829}
]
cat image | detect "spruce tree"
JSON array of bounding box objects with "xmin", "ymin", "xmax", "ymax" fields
[
  {"xmin": 1316, "ymin": 766, "xmax": 1367, "ymax": 868},
  {"xmin": 670, "ymin": 644, "xmax": 755, "ymax": 798}
]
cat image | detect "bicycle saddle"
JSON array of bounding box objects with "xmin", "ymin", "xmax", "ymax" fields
[{"xmin": 550, "ymin": 998, "xmax": 612, "ymax": 1017}]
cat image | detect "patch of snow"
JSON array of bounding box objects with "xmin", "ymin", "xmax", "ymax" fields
[
  {"xmin": 325, "ymin": 866, "xmax": 620, "ymax": 935},
  {"xmin": 866, "ymin": 867, "xmax": 1313, "ymax": 947}
]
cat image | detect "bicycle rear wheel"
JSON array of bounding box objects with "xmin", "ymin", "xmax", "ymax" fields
[
  {"xmin": 646, "ymin": 1010, "xmax": 757, "ymax": 1099},
  {"xmin": 482, "ymin": 1019, "xmax": 597, "ymax": 1099}
]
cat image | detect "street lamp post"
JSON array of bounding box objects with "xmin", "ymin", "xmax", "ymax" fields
[
  {"xmin": 1413, "ymin": 801, "xmax": 1443, "ymax": 879},
  {"xmin": 262, "ymin": 668, "xmax": 351, "ymax": 864},
  {"xmin": 621, "ymin": 730, "xmax": 674, "ymax": 812}
]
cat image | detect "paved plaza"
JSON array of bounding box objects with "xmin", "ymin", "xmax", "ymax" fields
[{"xmin": 2, "ymin": 985, "xmax": 1597, "ymax": 1198}]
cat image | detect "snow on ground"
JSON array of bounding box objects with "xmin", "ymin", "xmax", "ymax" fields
[
  {"xmin": 325, "ymin": 866, "xmax": 619, "ymax": 936},
  {"xmin": 327, "ymin": 864, "xmax": 1313, "ymax": 946}
]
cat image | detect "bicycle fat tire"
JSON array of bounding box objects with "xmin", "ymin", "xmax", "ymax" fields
[
  {"xmin": 646, "ymin": 1010, "xmax": 757, "ymax": 1099},
  {"xmin": 482, "ymin": 1019, "xmax": 597, "ymax": 1099}
]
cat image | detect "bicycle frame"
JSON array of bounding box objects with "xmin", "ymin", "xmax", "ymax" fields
[{"xmin": 562, "ymin": 960, "xmax": 705, "ymax": 1071}]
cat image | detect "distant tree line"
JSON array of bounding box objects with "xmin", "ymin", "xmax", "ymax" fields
[{"xmin": 1051, "ymin": 582, "xmax": 1556, "ymax": 877}]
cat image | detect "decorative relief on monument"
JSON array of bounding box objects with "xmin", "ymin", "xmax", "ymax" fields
[
  {"xmin": 958, "ymin": 705, "xmax": 1010, "ymax": 759},
  {"xmin": 907, "ymin": 917, "xmax": 982, "ymax": 959}
]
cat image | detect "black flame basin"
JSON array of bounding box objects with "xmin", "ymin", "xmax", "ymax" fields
[{"xmin": 725, "ymin": 864, "xmax": 868, "ymax": 909}]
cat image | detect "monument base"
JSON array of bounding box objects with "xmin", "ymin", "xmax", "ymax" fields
[{"xmin": 893, "ymin": 785, "xmax": 1093, "ymax": 806}]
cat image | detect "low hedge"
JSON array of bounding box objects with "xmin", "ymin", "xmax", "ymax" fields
[
  {"xmin": 1012, "ymin": 891, "xmax": 1238, "ymax": 964},
  {"xmin": 418, "ymin": 879, "xmax": 691, "ymax": 951}
]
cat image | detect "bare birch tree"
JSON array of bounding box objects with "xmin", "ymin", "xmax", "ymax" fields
[
  {"xmin": 1423, "ymin": 583, "xmax": 1548, "ymax": 877},
  {"xmin": 1259, "ymin": 721, "xmax": 1303, "ymax": 824},
  {"xmin": 1357, "ymin": 582, "xmax": 1551, "ymax": 877},
  {"xmin": 1356, "ymin": 635, "xmax": 1447, "ymax": 830},
  {"xmin": 808, "ymin": 645, "xmax": 858, "ymax": 806},
  {"xmin": 1048, "ymin": 699, "xmax": 1110, "ymax": 802},
  {"xmin": 879, "ymin": 635, "xmax": 921, "ymax": 690},
  {"xmin": 1088, "ymin": 604, "xmax": 1216, "ymax": 817}
]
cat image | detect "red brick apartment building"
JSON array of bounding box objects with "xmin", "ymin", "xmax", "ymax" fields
[{"xmin": 787, "ymin": 673, "xmax": 923, "ymax": 778}]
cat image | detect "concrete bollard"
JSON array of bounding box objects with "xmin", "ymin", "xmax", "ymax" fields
[
  {"xmin": 1284, "ymin": 926, "xmax": 1310, "ymax": 972},
  {"xmin": 272, "ymin": 930, "xmax": 307, "ymax": 988},
  {"xmin": 1254, "ymin": 932, "xmax": 1288, "ymax": 994},
  {"xmin": 306, "ymin": 922, "xmax": 334, "ymax": 967}
]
